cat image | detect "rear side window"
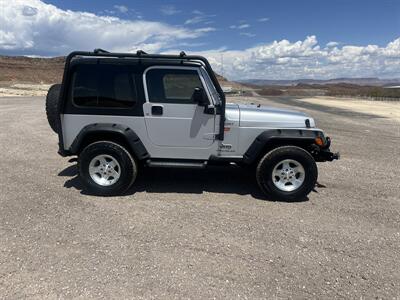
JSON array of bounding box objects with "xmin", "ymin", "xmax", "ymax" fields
[
  {"xmin": 146, "ymin": 68, "xmax": 203, "ymax": 104},
  {"xmin": 72, "ymin": 64, "xmax": 137, "ymax": 108}
]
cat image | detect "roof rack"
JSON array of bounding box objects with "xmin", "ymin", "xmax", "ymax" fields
[
  {"xmin": 59, "ymin": 49, "xmax": 226, "ymax": 141},
  {"xmin": 68, "ymin": 49, "xmax": 209, "ymax": 65},
  {"xmin": 93, "ymin": 48, "xmax": 110, "ymax": 54}
]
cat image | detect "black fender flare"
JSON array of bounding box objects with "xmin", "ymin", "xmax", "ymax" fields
[
  {"xmin": 69, "ymin": 123, "xmax": 149, "ymax": 160},
  {"xmin": 243, "ymin": 129, "xmax": 322, "ymax": 164}
]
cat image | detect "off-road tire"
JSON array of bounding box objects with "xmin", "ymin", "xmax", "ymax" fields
[
  {"xmin": 256, "ymin": 146, "xmax": 318, "ymax": 201},
  {"xmin": 45, "ymin": 83, "xmax": 61, "ymax": 133},
  {"xmin": 78, "ymin": 141, "xmax": 137, "ymax": 196}
]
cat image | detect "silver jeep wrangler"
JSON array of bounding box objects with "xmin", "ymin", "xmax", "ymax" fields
[{"xmin": 46, "ymin": 49, "xmax": 339, "ymax": 201}]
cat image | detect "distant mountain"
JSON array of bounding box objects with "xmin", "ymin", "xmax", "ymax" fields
[{"xmin": 239, "ymin": 78, "xmax": 400, "ymax": 87}]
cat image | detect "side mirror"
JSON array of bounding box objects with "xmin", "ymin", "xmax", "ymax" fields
[{"xmin": 192, "ymin": 87, "xmax": 209, "ymax": 106}]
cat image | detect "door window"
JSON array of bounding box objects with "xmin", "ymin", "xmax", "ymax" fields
[{"xmin": 146, "ymin": 68, "xmax": 204, "ymax": 104}]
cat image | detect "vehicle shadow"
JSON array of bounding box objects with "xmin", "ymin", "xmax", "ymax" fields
[{"xmin": 58, "ymin": 163, "xmax": 310, "ymax": 202}]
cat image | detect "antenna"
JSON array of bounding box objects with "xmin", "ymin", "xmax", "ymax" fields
[{"xmin": 220, "ymin": 53, "xmax": 224, "ymax": 77}]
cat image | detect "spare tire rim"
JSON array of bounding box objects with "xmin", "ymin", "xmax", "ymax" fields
[
  {"xmin": 272, "ymin": 159, "xmax": 305, "ymax": 192},
  {"xmin": 89, "ymin": 155, "xmax": 121, "ymax": 186}
]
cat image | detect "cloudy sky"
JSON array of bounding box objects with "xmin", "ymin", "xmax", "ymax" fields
[{"xmin": 0, "ymin": 0, "xmax": 399, "ymax": 80}]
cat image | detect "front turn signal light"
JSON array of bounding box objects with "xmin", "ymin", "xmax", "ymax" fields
[{"xmin": 315, "ymin": 137, "xmax": 324, "ymax": 146}]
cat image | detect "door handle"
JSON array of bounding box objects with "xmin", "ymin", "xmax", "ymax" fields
[{"xmin": 151, "ymin": 105, "xmax": 163, "ymax": 115}]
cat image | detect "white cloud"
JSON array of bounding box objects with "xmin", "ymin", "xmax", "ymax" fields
[
  {"xmin": 230, "ymin": 23, "xmax": 254, "ymax": 39},
  {"xmin": 0, "ymin": 0, "xmax": 208, "ymax": 55},
  {"xmin": 160, "ymin": 5, "xmax": 180, "ymax": 16},
  {"xmin": 230, "ymin": 24, "xmax": 250, "ymax": 30},
  {"xmin": 185, "ymin": 11, "xmax": 216, "ymax": 25},
  {"xmin": 258, "ymin": 17, "xmax": 269, "ymax": 22},
  {"xmin": 113, "ymin": 5, "xmax": 128, "ymax": 14},
  {"xmin": 326, "ymin": 41, "xmax": 339, "ymax": 47},
  {"xmin": 195, "ymin": 27, "xmax": 216, "ymax": 33},
  {"xmin": 238, "ymin": 24, "xmax": 250, "ymax": 29},
  {"xmin": 177, "ymin": 42, "xmax": 206, "ymax": 48},
  {"xmin": 240, "ymin": 32, "xmax": 256, "ymax": 38},
  {"xmin": 185, "ymin": 15, "xmax": 205, "ymax": 25},
  {"xmin": 191, "ymin": 36, "xmax": 400, "ymax": 80}
]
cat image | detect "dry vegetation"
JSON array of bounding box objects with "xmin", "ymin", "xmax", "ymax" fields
[
  {"xmin": 257, "ymin": 88, "xmax": 284, "ymax": 96},
  {"xmin": 254, "ymin": 83, "xmax": 400, "ymax": 99},
  {"xmin": 323, "ymin": 83, "xmax": 400, "ymax": 98}
]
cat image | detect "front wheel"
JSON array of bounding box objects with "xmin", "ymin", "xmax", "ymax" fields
[
  {"xmin": 78, "ymin": 141, "xmax": 137, "ymax": 196},
  {"xmin": 256, "ymin": 146, "xmax": 318, "ymax": 201}
]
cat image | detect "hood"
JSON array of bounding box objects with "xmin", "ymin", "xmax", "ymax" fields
[{"xmin": 229, "ymin": 103, "xmax": 315, "ymax": 128}]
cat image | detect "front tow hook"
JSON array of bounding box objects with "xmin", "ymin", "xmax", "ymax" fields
[
  {"xmin": 315, "ymin": 150, "xmax": 341, "ymax": 162},
  {"xmin": 332, "ymin": 152, "xmax": 340, "ymax": 160}
]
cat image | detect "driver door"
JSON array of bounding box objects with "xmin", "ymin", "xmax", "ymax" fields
[{"xmin": 143, "ymin": 67, "xmax": 216, "ymax": 148}]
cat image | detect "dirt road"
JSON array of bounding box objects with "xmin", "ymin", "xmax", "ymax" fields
[
  {"xmin": 296, "ymin": 96, "xmax": 400, "ymax": 122},
  {"xmin": 0, "ymin": 96, "xmax": 399, "ymax": 299}
]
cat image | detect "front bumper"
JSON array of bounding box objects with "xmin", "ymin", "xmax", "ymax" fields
[
  {"xmin": 312, "ymin": 136, "xmax": 340, "ymax": 162},
  {"xmin": 314, "ymin": 149, "xmax": 340, "ymax": 162}
]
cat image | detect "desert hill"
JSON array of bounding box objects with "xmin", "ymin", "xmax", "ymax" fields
[
  {"xmin": 0, "ymin": 56, "xmax": 65, "ymax": 84},
  {"xmin": 240, "ymin": 78, "xmax": 400, "ymax": 87}
]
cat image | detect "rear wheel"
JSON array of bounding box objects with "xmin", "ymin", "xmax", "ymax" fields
[
  {"xmin": 45, "ymin": 83, "xmax": 61, "ymax": 134},
  {"xmin": 78, "ymin": 141, "xmax": 137, "ymax": 196},
  {"xmin": 256, "ymin": 146, "xmax": 318, "ymax": 201}
]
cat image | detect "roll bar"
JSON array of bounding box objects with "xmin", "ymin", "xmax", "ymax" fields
[{"xmin": 57, "ymin": 50, "xmax": 226, "ymax": 152}]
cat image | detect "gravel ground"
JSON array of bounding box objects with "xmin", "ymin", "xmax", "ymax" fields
[{"xmin": 0, "ymin": 96, "xmax": 399, "ymax": 299}]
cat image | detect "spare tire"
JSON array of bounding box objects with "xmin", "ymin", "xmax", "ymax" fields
[{"xmin": 46, "ymin": 83, "xmax": 61, "ymax": 134}]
